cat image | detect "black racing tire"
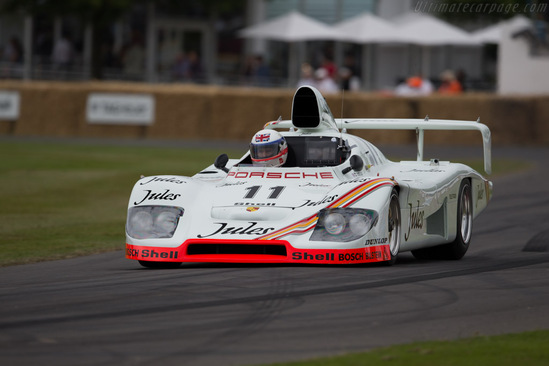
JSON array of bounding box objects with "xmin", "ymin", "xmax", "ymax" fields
[
  {"xmin": 384, "ymin": 189, "xmax": 401, "ymax": 266},
  {"xmin": 439, "ymin": 179, "xmax": 473, "ymax": 260},
  {"xmin": 138, "ymin": 260, "xmax": 182, "ymax": 269},
  {"xmin": 411, "ymin": 179, "xmax": 472, "ymax": 261}
]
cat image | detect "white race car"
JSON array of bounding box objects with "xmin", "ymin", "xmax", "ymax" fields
[{"xmin": 126, "ymin": 86, "xmax": 492, "ymax": 268}]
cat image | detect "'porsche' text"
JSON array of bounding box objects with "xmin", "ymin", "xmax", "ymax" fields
[{"xmin": 227, "ymin": 171, "xmax": 334, "ymax": 179}]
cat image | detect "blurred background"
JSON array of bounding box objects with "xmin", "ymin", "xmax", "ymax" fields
[
  {"xmin": 0, "ymin": 0, "xmax": 547, "ymax": 94},
  {"xmin": 0, "ymin": 0, "xmax": 548, "ymax": 146}
]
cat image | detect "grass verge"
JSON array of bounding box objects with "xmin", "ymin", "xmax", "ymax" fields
[
  {"xmin": 264, "ymin": 330, "xmax": 549, "ymax": 366},
  {"xmin": 0, "ymin": 140, "xmax": 239, "ymax": 266}
]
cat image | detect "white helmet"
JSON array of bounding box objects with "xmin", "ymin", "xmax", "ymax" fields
[{"xmin": 250, "ymin": 129, "xmax": 288, "ymax": 167}]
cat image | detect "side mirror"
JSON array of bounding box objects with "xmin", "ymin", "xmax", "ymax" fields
[
  {"xmin": 214, "ymin": 153, "xmax": 230, "ymax": 173},
  {"xmin": 341, "ymin": 155, "xmax": 364, "ymax": 175}
]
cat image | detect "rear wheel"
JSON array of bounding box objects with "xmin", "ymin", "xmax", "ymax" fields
[
  {"xmin": 384, "ymin": 189, "xmax": 401, "ymax": 265},
  {"xmin": 139, "ymin": 261, "xmax": 182, "ymax": 269},
  {"xmin": 411, "ymin": 179, "xmax": 472, "ymax": 260},
  {"xmin": 440, "ymin": 179, "xmax": 473, "ymax": 259}
]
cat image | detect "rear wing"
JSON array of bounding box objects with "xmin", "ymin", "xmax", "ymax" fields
[{"xmin": 265, "ymin": 118, "xmax": 492, "ymax": 175}]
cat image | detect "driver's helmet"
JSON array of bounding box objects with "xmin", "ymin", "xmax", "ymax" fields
[{"xmin": 250, "ymin": 129, "xmax": 288, "ymax": 167}]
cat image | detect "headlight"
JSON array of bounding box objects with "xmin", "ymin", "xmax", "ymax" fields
[
  {"xmin": 155, "ymin": 210, "xmax": 180, "ymax": 235},
  {"xmin": 349, "ymin": 213, "xmax": 374, "ymax": 236},
  {"xmin": 310, "ymin": 208, "xmax": 378, "ymax": 242},
  {"xmin": 129, "ymin": 211, "xmax": 154, "ymax": 237},
  {"xmin": 126, "ymin": 206, "xmax": 184, "ymax": 239},
  {"xmin": 324, "ymin": 213, "xmax": 346, "ymax": 235}
]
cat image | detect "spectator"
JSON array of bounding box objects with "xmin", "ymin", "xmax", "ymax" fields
[
  {"xmin": 35, "ymin": 30, "xmax": 52, "ymax": 67},
  {"xmin": 297, "ymin": 62, "xmax": 315, "ymax": 88},
  {"xmin": 315, "ymin": 67, "xmax": 339, "ymax": 94},
  {"xmin": 438, "ymin": 70, "xmax": 462, "ymax": 94},
  {"xmin": 4, "ymin": 36, "xmax": 22, "ymax": 63},
  {"xmin": 2, "ymin": 36, "xmax": 23, "ymax": 78},
  {"xmin": 241, "ymin": 54, "xmax": 269, "ymax": 86},
  {"xmin": 252, "ymin": 55, "xmax": 269, "ymax": 86},
  {"xmin": 395, "ymin": 75, "xmax": 433, "ymax": 96},
  {"xmin": 340, "ymin": 54, "xmax": 360, "ymax": 91},
  {"xmin": 159, "ymin": 30, "xmax": 180, "ymax": 74},
  {"xmin": 186, "ymin": 50, "xmax": 203, "ymax": 82},
  {"xmin": 171, "ymin": 52, "xmax": 189, "ymax": 81},
  {"xmin": 242, "ymin": 55, "xmax": 254, "ymax": 84},
  {"xmin": 52, "ymin": 33, "xmax": 74, "ymax": 73},
  {"xmin": 121, "ymin": 31, "xmax": 145, "ymax": 80},
  {"xmin": 321, "ymin": 54, "xmax": 337, "ymax": 80}
]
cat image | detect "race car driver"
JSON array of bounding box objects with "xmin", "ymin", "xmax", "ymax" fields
[{"xmin": 250, "ymin": 129, "xmax": 288, "ymax": 167}]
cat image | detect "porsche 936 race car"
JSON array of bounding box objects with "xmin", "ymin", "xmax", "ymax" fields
[{"xmin": 125, "ymin": 85, "xmax": 492, "ymax": 268}]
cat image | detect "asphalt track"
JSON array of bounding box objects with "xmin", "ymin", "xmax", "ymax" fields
[{"xmin": 1, "ymin": 145, "xmax": 549, "ymax": 366}]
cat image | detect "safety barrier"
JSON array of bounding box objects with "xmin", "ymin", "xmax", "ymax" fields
[{"xmin": 0, "ymin": 81, "xmax": 547, "ymax": 145}]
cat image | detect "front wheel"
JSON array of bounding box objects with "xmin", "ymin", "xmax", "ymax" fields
[
  {"xmin": 384, "ymin": 189, "xmax": 401, "ymax": 265},
  {"xmin": 139, "ymin": 261, "xmax": 182, "ymax": 269}
]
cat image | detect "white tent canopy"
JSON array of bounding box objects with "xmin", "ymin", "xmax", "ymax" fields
[
  {"xmin": 333, "ymin": 12, "xmax": 409, "ymax": 43},
  {"xmin": 472, "ymin": 15, "xmax": 533, "ymax": 44},
  {"xmin": 472, "ymin": 23, "xmax": 502, "ymax": 44},
  {"xmin": 390, "ymin": 12, "xmax": 480, "ymax": 79},
  {"xmin": 239, "ymin": 10, "xmax": 484, "ymax": 89},
  {"xmin": 333, "ymin": 12, "xmax": 411, "ymax": 90},
  {"xmin": 239, "ymin": 11, "xmax": 346, "ymax": 87},
  {"xmin": 239, "ymin": 10, "xmax": 344, "ymax": 42},
  {"xmin": 393, "ymin": 12, "xmax": 479, "ymax": 46}
]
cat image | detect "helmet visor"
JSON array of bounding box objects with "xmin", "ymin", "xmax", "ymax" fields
[{"xmin": 250, "ymin": 140, "xmax": 281, "ymax": 160}]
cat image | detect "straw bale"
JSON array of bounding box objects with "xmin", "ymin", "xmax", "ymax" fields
[
  {"xmin": 414, "ymin": 94, "xmax": 488, "ymax": 145},
  {"xmin": 533, "ymin": 96, "xmax": 549, "ymax": 145},
  {"xmin": 486, "ymin": 96, "xmax": 536, "ymax": 145},
  {"xmin": 0, "ymin": 121, "xmax": 14, "ymax": 134},
  {"xmin": 0, "ymin": 81, "xmax": 545, "ymax": 146},
  {"xmin": 208, "ymin": 87, "xmax": 292, "ymax": 140},
  {"xmin": 334, "ymin": 94, "xmax": 415, "ymax": 144},
  {"xmin": 14, "ymin": 82, "xmax": 83, "ymax": 136}
]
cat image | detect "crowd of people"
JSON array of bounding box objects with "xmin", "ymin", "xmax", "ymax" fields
[
  {"xmin": 1, "ymin": 30, "xmax": 466, "ymax": 94},
  {"xmin": 2, "ymin": 33, "xmax": 80, "ymax": 78},
  {"xmin": 295, "ymin": 54, "xmax": 361, "ymax": 94},
  {"xmin": 0, "ymin": 30, "xmax": 204, "ymax": 82},
  {"xmin": 239, "ymin": 52, "xmax": 361, "ymax": 93},
  {"xmin": 394, "ymin": 69, "xmax": 466, "ymax": 96},
  {"xmin": 241, "ymin": 51, "xmax": 466, "ymax": 96}
]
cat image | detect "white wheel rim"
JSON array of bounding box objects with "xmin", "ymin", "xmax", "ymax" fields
[
  {"xmin": 460, "ymin": 184, "xmax": 472, "ymax": 243},
  {"xmin": 388, "ymin": 196, "xmax": 400, "ymax": 256}
]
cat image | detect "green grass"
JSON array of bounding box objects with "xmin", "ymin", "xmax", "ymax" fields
[
  {"xmin": 0, "ymin": 140, "xmax": 531, "ymax": 266},
  {"xmin": 0, "ymin": 140, "xmax": 240, "ymax": 266},
  {"xmin": 265, "ymin": 330, "xmax": 549, "ymax": 366}
]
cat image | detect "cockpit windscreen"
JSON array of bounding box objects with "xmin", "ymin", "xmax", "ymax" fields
[{"xmin": 304, "ymin": 139, "xmax": 338, "ymax": 165}]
